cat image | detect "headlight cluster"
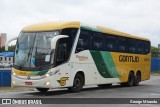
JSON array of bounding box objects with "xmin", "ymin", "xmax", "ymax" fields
[
  {"xmin": 45, "ymin": 73, "xmax": 50, "ymax": 77},
  {"xmin": 44, "ymin": 69, "xmax": 60, "ymax": 77},
  {"xmin": 12, "ymin": 69, "xmax": 16, "ymax": 76},
  {"xmin": 12, "ymin": 68, "xmax": 60, "ymax": 78}
]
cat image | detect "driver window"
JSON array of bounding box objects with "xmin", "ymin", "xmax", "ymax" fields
[
  {"xmin": 56, "ymin": 38, "xmax": 68, "ymax": 66},
  {"xmin": 57, "ymin": 43, "xmax": 67, "ymax": 61}
]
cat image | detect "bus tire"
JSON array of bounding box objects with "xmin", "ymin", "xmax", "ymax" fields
[
  {"xmin": 126, "ymin": 72, "xmax": 134, "ymax": 87},
  {"xmin": 134, "ymin": 72, "xmax": 141, "ymax": 86},
  {"xmin": 36, "ymin": 88, "xmax": 49, "ymax": 93},
  {"xmin": 68, "ymin": 74, "xmax": 84, "ymax": 92},
  {"xmin": 121, "ymin": 72, "xmax": 134, "ymax": 87},
  {"xmin": 98, "ymin": 84, "xmax": 112, "ymax": 88}
]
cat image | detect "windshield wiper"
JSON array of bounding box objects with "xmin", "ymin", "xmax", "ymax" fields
[{"xmin": 19, "ymin": 47, "xmax": 32, "ymax": 69}]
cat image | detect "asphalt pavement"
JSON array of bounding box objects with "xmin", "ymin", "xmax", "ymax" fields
[{"xmin": 0, "ymin": 74, "xmax": 160, "ymax": 107}]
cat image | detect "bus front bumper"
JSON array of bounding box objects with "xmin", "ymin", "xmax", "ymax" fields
[{"xmin": 12, "ymin": 75, "xmax": 57, "ymax": 88}]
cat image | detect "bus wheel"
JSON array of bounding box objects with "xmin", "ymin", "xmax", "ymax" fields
[
  {"xmin": 121, "ymin": 72, "xmax": 134, "ymax": 87},
  {"xmin": 36, "ymin": 88, "xmax": 49, "ymax": 93},
  {"xmin": 134, "ymin": 72, "xmax": 141, "ymax": 86},
  {"xmin": 98, "ymin": 84, "xmax": 112, "ymax": 88},
  {"xmin": 68, "ymin": 74, "xmax": 84, "ymax": 92},
  {"xmin": 126, "ymin": 72, "xmax": 134, "ymax": 87}
]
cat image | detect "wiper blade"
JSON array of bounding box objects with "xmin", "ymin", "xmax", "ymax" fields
[{"xmin": 18, "ymin": 47, "xmax": 32, "ymax": 69}]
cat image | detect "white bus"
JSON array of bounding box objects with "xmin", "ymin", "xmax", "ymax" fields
[{"xmin": 6, "ymin": 21, "xmax": 151, "ymax": 92}]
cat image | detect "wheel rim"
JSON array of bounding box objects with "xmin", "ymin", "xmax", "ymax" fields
[{"xmin": 74, "ymin": 78, "xmax": 81, "ymax": 88}]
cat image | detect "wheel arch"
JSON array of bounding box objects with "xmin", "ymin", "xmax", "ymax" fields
[
  {"xmin": 130, "ymin": 70, "xmax": 135, "ymax": 76},
  {"xmin": 75, "ymin": 71, "xmax": 85, "ymax": 85}
]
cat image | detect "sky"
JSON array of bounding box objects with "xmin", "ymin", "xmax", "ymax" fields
[{"xmin": 0, "ymin": 0, "xmax": 160, "ymax": 47}]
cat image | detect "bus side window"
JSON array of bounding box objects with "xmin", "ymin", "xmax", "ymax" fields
[
  {"xmin": 75, "ymin": 30, "xmax": 90, "ymax": 53},
  {"xmin": 56, "ymin": 38, "xmax": 68, "ymax": 66},
  {"xmin": 128, "ymin": 38, "xmax": 136, "ymax": 54},
  {"xmin": 61, "ymin": 28, "xmax": 78, "ymax": 58},
  {"xmin": 104, "ymin": 34, "xmax": 117, "ymax": 52},
  {"xmin": 118, "ymin": 37, "xmax": 127, "ymax": 53},
  {"xmin": 77, "ymin": 39, "xmax": 84, "ymax": 50},
  {"xmin": 119, "ymin": 46, "xmax": 125, "ymax": 52},
  {"xmin": 137, "ymin": 40, "xmax": 145, "ymax": 54},
  {"xmin": 106, "ymin": 44, "xmax": 113, "ymax": 50},
  {"xmin": 144, "ymin": 41, "xmax": 150, "ymax": 54},
  {"xmin": 92, "ymin": 33, "xmax": 104, "ymax": 51}
]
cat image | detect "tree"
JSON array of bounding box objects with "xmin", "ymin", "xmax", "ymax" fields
[
  {"xmin": 8, "ymin": 45, "xmax": 16, "ymax": 52},
  {"xmin": 0, "ymin": 45, "xmax": 16, "ymax": 52},
  {"xmin": 0, "ymin": 46, "xmax": 5, "ymax": 52},
  {"xmin": 151, "ymin": 46, "xmax": 160, "ymax": 57}
]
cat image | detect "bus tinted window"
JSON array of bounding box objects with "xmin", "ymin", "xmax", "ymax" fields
[
  {"xmin": 92, "ymin": 33, "xmax": 104, "ymax": 51},
  {"xmin": 104, "ymin": 34, "xmax": 117, "ymax": 52},
  {"xmin": 137, "ymin": 40, "xmax": 145, "ymax": 54},
  {"xmin": 128, "ymin": 38, "xmax": 136, "ymax": 53},
  {"xmin": 76, "ymin": 29, "xmax": 150, "ymax": 55},
  {"xmin": 61, "ymin": 28, "xmax": 78, "ymax": 45},
  {"xmin": 75, "ymin": 30, "xmax": 91, "ymax": 53},
  {"xmin": 144, "ymin": 41, "xmax": 150, "ymax": 54},
  {"xmin": 54, "ymin": 28, "xmax": 78, "ymax": 66},
  {"xmin": 118, "ymin": 37, "xmax": 127, "ymax": 53},
  {"xmin": 61, "ymin": 28, "xmax": 78, "ymax": 57}
]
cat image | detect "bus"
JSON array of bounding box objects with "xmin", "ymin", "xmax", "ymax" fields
[{"xmin": 6, "ymin": 21, "xmax": 151, "ymax": 93}]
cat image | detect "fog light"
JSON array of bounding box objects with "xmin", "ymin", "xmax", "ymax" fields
[
  {"xmin": 45, "ymin": 82, "xmax": 50, "ymax": 86},
  {"xmin": 12, "ymin": 81, "xmax": 15, "ymax": 84}
]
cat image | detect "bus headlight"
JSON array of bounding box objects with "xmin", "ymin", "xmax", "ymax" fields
[
  {"xmin": 44, "ymin": 71, "xmax": 52, "ymax": 77},
  {"xmin": 13, "ymin": 72, "xmax": 16, "ymax": 76},
  {"xmin": 12, "ymin": 69, "xmax": 16, "ymax": 76},
  {"xmin": 45, "ymin": 73, "xmax": 50, "ymax": 77},
  {"xmin": 44, "ymin": 69, "xmax": 60, "ymax": 77}
]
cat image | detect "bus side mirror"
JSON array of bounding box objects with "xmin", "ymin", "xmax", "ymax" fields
[
  {"xmin": 5, "ymin": 37, "xmax": 18, "ymax": 51},
  {"xmin": 51, "ymin": 35, "xmax": 69, "ymax": 50}
]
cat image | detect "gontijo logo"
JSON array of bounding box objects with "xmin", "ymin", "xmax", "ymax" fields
[
  {"xmin": 57, "ymin": 77, "xmax": 69, "ymax": 86},
  {"xmin": 119, "ymin": 55, "xmax": 139, "ymax": 62}
]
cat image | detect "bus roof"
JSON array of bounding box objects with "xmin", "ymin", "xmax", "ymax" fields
[
  {"xmin": 22, "ymin": 21, "xmax": 80, "ymax": 32},
  {"xmin": 22, "ymin": 21, "xmax": 149, "ymax": 41},
  {"xmin": 96, "ymin": 26, "xmax": 150, "ymax": 41}
]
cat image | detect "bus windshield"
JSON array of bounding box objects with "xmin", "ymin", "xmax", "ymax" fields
[{"xmin": 14, "ymin": 31, "xmax": 59, "ymax": 69}]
